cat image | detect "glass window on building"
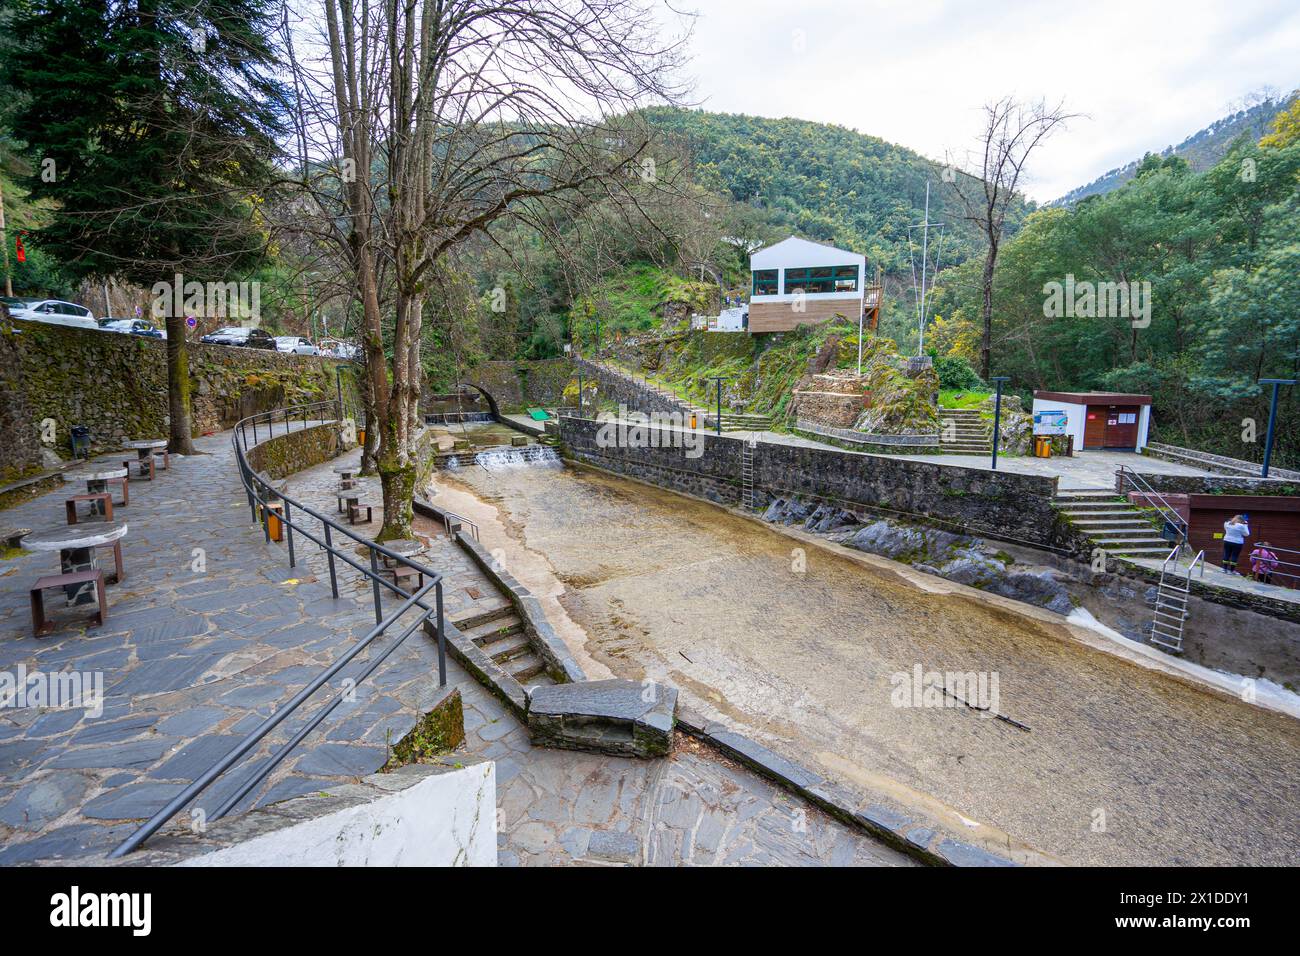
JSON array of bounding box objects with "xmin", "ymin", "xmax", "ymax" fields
[
  {"xmin": 752, "ymin": 269, "xmax": 778, "ymax": 295},
  {"xmin": 786, "ymin": 265, "xmax": 857, "ymax": 295}
]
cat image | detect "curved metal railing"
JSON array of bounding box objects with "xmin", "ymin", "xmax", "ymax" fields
[{"xmin": 109, "ymin": 400, "xmax": 446, "ymax": 857}]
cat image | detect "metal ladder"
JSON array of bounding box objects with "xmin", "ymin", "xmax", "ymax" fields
[
  {"xmin": 1150, "ymin": 546, "xmax": 1205, "ymax": 653},
  {"xmin": 741, "ymin": 439, "xmax": 756, "ymax": 510}
]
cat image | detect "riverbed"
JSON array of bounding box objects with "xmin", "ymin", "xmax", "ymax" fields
[{"xmin": 429, "ymin": 456, "xmax": 1300, "ymax": 866}]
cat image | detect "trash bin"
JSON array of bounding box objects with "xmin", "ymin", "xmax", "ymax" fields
[{"xmin": 70, "ymin": 425, "xmax": 91, "ymax": 459}]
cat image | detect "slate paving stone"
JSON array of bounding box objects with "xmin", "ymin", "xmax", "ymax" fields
[
  {"xmin": 47, "ymin": 739, "xmax": 175, "ymax": 770},
  {"xmin": 26, "ymin": 709, "xmax": 86, "ymax": 738},
  {"xmin": 0, "ymin": 772, "xmax": 93, "ymax": 829},
  {"xmin": 292, "ymin": 743, "xmax": 387, "ymax": 777},
  {"xmin": 148, "ymin": 735, "xmax": 244, "ymax": 781},
  {"xmin": 0, "ymin": 823, "xmax": 134, "ymax": 864},
  {"xmin": 69, "ymin": 714, "xmax": 158, "ymax": 745},
  {"xmin": 155, "ymin": 707, "xmax": 228, "ymax": 738},
  {"xmin": 82, "ymin": 782, "xmax": 188, "ymax": 820}
]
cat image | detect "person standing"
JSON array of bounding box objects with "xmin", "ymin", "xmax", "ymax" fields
[
  {"xmin": 1222, "ymin": 514, "xmax": 1250, "ymax": 574},
  {"xmin": 1250, "ymin": 541, "xmax": 1279, "ymax": 584}
]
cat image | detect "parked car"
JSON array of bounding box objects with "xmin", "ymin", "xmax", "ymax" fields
[
  {"xmin": 275, "ymin": 335, "xmax": 319, "ymax": 355},
  {"xmin": 200, "ymin": 326, "xmax": 277, "ymax": 349},
  {"xmin": 319, "ymin": 338, "xmax": 362, "ymax": 360},
  {"xmin": 5, "ymin": 298, "xmax": 98, "ymax": 330},
  {"xmin": 101, "ymin": 317, "xmax": 165, "ymax": 339}
]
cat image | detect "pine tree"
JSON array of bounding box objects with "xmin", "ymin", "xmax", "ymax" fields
[{"xmin": 2, "ymin": 0, "xmax": 286, "ymax": 452}]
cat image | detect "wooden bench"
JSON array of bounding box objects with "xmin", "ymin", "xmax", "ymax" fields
[
  {"xmin": 123, "ymin": 457, "xmax": 156, "ymax": 481},
  {"xmin": 65, "ymin": 492, "xmax": 114, "ymax": 525},
  {"xmin": 30, "ymin": 568, "xmax": 108, "ymax": 636},
  {"xmin": 105, "ymin": 473, "xmax": 129, "ymax": 506},
  {"xmin": 392, "ymin": 563, "xmax": 424, "ymax": 593},
  {"xmin": 347, "ymin": 500, "xmax": 376, "ymax": 525}
]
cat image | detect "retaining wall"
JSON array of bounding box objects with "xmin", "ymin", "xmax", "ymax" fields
[
  {"xmin": 0, "ymin": 317, "xmax": 359, "ymax": 478},
  {"xmin": 559, "ymin": 415, "xmax": 1064, "ymax": 547}
]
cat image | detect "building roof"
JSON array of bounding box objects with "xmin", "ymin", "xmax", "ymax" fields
[
  {"xmin": 751, "ymin": 236, "xmax": 865, "ymax": 270},
  {"xmin": 1033, "ymin": 390, "xmax": 1152, "ymax": 406}
]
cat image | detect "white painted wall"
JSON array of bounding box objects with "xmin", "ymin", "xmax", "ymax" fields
[
  {"xmin": 750, "ymin": 236, "xmax": 865, "ymax": 306},
  {"xmin": 1032, "ymin": 397, "xmax": 1087, "ymax": 449},
  {"xmin": 179, "ymin": 762, "xmax": 496, "ymax": 867}
]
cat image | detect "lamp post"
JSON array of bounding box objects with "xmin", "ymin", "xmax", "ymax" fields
[
  {"xmin": 706, "ymin": 375, "xmax": 725, "ymax": 436},
  {"xmin": 1259, "ymin": 378, "xmax": 1295, "ymax": 478},
  {"xmin": 990, "ymin": 376, "xmax": 1010, "ymax": 471}
]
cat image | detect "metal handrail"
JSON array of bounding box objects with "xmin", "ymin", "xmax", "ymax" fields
[
  {"xmin": 442, "ymin": 510, "xmax": 480, "ymax": 541},
  {"xmin": 1118, "ymin": 465, "xmax": 1190, "ymax": 550},
  {"xmin": 109, "ymin": 400, "xmax": 447, "ymax": 857}
]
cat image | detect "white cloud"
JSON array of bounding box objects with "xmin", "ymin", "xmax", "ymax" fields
[{"xmin": 672, "ymin": 0, "xmax": 1300, "ymax": 200}]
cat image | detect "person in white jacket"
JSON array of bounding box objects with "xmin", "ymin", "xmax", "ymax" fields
[{"xmin": 1222, "ymin": 514, "xmax": 1250, "ymax": 574}]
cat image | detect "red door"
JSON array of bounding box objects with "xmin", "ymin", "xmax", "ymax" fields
[{"xmin": 1084, "ymin": 407, "xmax": 1105, "ymax": 448}]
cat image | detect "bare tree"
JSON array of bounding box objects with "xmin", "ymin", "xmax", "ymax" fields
[
  {"xmin": 947, "ymin": 97, "xmax": 1076, "ymax": 378},
  {"xmin": 281, "ymin": 0, "xmax": 691, "ymax": 540}
]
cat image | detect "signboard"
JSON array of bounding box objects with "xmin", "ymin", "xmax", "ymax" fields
[{"xmin": 1033, "ymin": 409, "xmax": 1069, "ymax": 435}]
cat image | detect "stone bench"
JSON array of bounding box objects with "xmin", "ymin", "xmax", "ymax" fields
[
  {"xmin": 525, "ymin": 679, "xmax": 676, "ymax": 758},
  {"xmin": 31, "ymin": 568, "xmax": 108, "ymax": 636}
]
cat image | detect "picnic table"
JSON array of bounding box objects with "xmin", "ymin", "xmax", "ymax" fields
[
  {"xmin": 123, "ymin": 439, "xmax": 169, "ymax": 480},
  {"xmin": 65, "ymin": 464, "xmax": 128, "ymax": 520},
  {"xmin": 22, "ymin": 520, "xmax": 128, "ymax": 607},
  {"xmin": 380, "ymin": 538, "xmax": 425, "ymax": 592}
]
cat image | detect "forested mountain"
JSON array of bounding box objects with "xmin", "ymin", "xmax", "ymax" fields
[
  {"xmin": 641, "ymin": 107, "xmax": 1031, "ymax": 273},
  {"xmin": 929, "ymin": 109, "xmax": 1300, "ymax": 464},
  {"xmin": 1050, "ymin": 92, "xmax": 1296, "ymax": 206}
]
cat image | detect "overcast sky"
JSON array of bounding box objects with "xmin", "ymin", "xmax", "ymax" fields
[{"xmin": 670, "ymin": 0, "xmax": 1300, "ymax": 201}]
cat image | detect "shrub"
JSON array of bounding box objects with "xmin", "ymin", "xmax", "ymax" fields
[{"xmin": 933, "ymin": 355, "xmax": 983, "ymax": 391}]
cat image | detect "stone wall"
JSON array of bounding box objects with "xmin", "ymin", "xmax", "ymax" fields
[
  {"xmin": 447, "ymin": 359, "xmax": 574, "ymax": 414},
  {"xmin": 1117, "ymin": 470, "xmax": 1300, "ymax": 497},
  {"xmin": 559, "ymin": 415, "xmax": 1064, "ymax": 547},
  {"xmin": 245, "ymin": 421, "xmax": 351, "ymax": 480},
  {"xmin": 0, "ymin": 318, "xmax": 359, "ymax": 477},
  {"xmin": 573, "ymin": 358, "xmax": 701, "ymax": 421}
]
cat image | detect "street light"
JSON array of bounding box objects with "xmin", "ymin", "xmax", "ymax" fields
[
  {"xmin": 1259, "ymin": 378, "xmax": 1295, "ymax": 478},
  {"xmin": 706, "ymin": 375, "xmax": 725, "ymax": 436},
  {"xmin": 990, "ymin": 376, "xmax": 1011, "ymax": 471}
]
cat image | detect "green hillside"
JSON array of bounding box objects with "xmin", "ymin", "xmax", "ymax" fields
[{"xmin": 642, "ymin": 107, "xmax": 1030, "ymax": 272}]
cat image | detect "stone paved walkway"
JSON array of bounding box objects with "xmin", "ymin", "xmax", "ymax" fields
[{"xmin": 0, "ymin": 429, "xmax": 911, "ymax": 866}]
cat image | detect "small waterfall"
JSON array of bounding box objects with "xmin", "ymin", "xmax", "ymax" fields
[
  {"xmin": 474, "ymin": 445, "xmax": 560, "ymax": 470},
  {"xmin": 444, "ymin": 455, "xmax": 461, "ymax": 470}
]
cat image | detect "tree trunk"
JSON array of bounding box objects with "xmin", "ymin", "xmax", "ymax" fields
[
  {"xmin": 359, "ymin": 366, "xmax": 380, "ymax": 475},
  {"xmin": 980, "ymin": 248, "xmax": 996, "ymax": 380},
  {"xmin": 164, "ymin": 313, "xmax": 196, "ymax": 453}
]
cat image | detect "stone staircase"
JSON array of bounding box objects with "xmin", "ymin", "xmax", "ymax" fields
[
  {"xmin": 719, "ymin": 412, "xmax": 771, "ymax": 432},
  {"xmin": 452, "ymin": 605, "xmax": 554, "ymax": 686},
  {"xmin": 938, "ymin": 408, "xmax": 991, "ymax": 455},
  {"xmin": 1052, "ymin": 489, "xmax": 1171, "ymax": 558}
]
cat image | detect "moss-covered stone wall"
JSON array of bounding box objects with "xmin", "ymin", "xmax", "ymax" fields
[
  {"xmin": 443, "ymin": 358, "xmax": 574, "ymax": 414},
  {"xmin": 0, "ymin": 317, "xmax": 361, "ymax": 478}
]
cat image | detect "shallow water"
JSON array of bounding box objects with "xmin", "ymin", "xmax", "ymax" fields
[{"xmin": 437, "ymin": 459, "xmax": 1300, "ymax": 866}]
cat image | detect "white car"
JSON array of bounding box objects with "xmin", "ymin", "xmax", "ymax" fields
[
  {"xmin": 320, "ymin": 338, "xmax": 362, "ymax": 360},
  {"xmin": 275, "ymin": 336, "xmax": 319, "ymax": 355},
  {"xmin": 6, "ymin": 298, "xmax": 98, "ymax": 330}
]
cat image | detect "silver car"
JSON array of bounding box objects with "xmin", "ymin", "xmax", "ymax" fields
[{"xmin": 275, "ymin": 336, "xmax": 319, "ymax": 355}]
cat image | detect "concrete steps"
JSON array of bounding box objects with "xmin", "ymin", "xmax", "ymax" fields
[
  {"xmin": 1053, "ymin": 490, "xmax": 1170, "ymax": 556},
  {"xmin": 938, "ymin": 408, "xmax": 991, "ymax": 455},
  {"xmin": 451, "ymin": 605, "xmax": 554, "ymax": 686}
]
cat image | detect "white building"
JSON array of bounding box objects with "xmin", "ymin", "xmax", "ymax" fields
[
  {"xmin": 748, "ymin": 236, "xmax": 867, "ymax": 333},
  {"xmin": 1031, "ymin": 390, "xmax": 1152, "ymax": 452}
]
